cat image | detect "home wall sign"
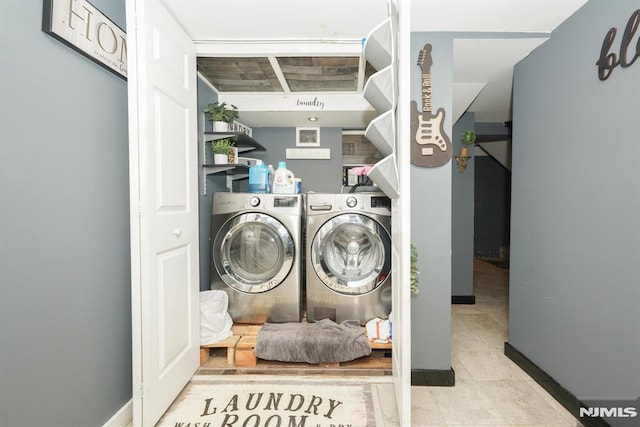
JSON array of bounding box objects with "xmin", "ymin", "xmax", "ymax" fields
[
  {"xmin": 42, "ymin": 0, "xmax": 127, "ymax": 79},
  {"xmin": 410, "ymin": 44, "xmax": 452, "ymax": 168},
  {"xmin": 596, "ymin": 9, "xmax": 640, "ymax": 81}
]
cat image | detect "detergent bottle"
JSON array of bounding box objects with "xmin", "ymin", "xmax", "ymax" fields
[
  {"xmin": 248, "ymin": 160, "xmax": 269, "ymax": 193},
  {"xmin": 272, "ymin": 161, "xmax": 295, "ymax": 194}
]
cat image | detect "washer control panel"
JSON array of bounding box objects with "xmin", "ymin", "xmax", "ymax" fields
[{"xmin": 249, "ymin": 196, "xmax": 261, "ymax": 207}]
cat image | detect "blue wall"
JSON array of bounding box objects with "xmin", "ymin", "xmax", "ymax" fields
[
  {"xmin": 474, "ymin": 156, "xmax": 511, "ymax": 257},
  {"xmin": 509, "ymin": 0, "xmax": 640, "ymax": 421},
  {"xmin": 452, "ymin": 112, "xmax": 476, "ymax": 298},
  {"xmin": 410, "ymin": 33, "xmax": 453, "ymax": 371},
  {"xmin": 198, "ymin": 79, "xmax": 230, "ymax": 291},
  {"xmin": 0, "ymin": 1, "xmax": 132, "ymax": 425},
  {"xmin": 252, "ymin": 127, "xmax": 344, "ymax": 194}
]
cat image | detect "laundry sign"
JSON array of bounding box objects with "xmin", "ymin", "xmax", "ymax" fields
[
  {"xmin": 42, "ymin": 0, "xmax": 127, "ymax": 79},
  {"xmin": 296, "ymin": 97, "xmax": 326, "ymax": 110},
  {"xmin": 156, "ymin": 382, "xmax": 376, "ymax": 427}
]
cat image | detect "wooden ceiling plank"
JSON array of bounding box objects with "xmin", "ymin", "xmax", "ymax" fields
[
  {"xmin": 197, "ymin": 55, "xmax": 366, "ymax": 94},
  {"xmin": 268, "ymin": 56, "xmax": 290, "ymax": 93}
]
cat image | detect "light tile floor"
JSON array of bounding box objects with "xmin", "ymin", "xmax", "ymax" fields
[
  {"xmin": 373, "ymin": 258, "xmax": 583, "ymax": 426},
  {"xmin": 139, "ymin": 259, "xmax": 583, "ymax": 426}
]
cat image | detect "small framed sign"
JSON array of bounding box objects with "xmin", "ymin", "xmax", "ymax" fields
[
  {"xmin": 42, "ymin": 0, "xmax": 127, "ymax": 80},
  {"xmin": 296, "ymin": 127, "xmax": 320, "ymax": 147}
]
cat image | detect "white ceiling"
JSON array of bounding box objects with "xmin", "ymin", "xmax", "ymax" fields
[
  {"xmin": 162, "ymin": 0, "xmax": 589, "ymax": 127},
  {"xmin": 415, "ymin": 0, "xmax": 590, "ymax": 123}
]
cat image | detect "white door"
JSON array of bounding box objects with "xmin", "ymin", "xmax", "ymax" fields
[{"xmin": 126, "ymin": 0, "xmax": 199, "ymax": 425}]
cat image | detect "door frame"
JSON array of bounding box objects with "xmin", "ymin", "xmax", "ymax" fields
[{"xmin": 128, "ymin": 0, "xmax": 412, "ymax": 425}]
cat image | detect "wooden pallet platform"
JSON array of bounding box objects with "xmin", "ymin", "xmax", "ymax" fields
[
  {"xmin": 199, "ymin": 335, "xmax": 240, "ymax": 365},
  {"xmin": 198, "ymin": 324, "xmax": 254, "ymax": 365},
  {"xmin": 199, "ymin": 323, "xmax": 392, "ymax": 371},
  {"xmin": 370, "ymin": 340, "xmax": 392, "ymax": 350},
  {"xmin": 235, "ymin": 335, "xmax": 258, "ymax": 366}
]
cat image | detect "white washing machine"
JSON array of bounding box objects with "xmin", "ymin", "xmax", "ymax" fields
[
  {"xmin": 305, "ymin": 193, "xmax": 392, "ymax": 325},
  {"xmin": 210, "ymin": 192, "xmax": 303, "ymax": 323}
]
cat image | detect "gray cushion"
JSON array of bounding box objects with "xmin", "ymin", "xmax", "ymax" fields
[{"xmin": 254, "ymin": 319, "xmax": 372, "ymax": 364}]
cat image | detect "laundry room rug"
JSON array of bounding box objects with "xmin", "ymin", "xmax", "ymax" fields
[{"xmin": 157, "ymin": 378, "xmax": 377, "ymax": 427}]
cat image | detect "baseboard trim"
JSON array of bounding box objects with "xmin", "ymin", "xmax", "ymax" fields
[
  {"xmin": 103, "ymin": 399, "xmax": 132, "ymax": 427},
  {"xmin": 411, "ymin": 368, "xmax": 455, "ymax": 386},
  {"xmin": 504, "ymin": 343, "xmax": 610, "ymax": 427},
  {"xmin": 452, "ymin": 295, "xmax": 476, "ymax": 304}
]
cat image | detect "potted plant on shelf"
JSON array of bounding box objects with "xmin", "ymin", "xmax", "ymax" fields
[
  {"xmin": 459, "ymin": 130, "xmax": 476, "ymax": 157},
  {"xmin": 211, "ymin": 138, "xmax": 235, "ymax": 165},
  {"xmin": 204, "ymin": 102, "xmax": 239, "ymax": 132}
]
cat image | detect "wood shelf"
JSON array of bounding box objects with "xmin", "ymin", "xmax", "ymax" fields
[
  {"xmin": 203, "ymin": 131, "xmax": 266, "ymax": 153},
  {"xmin": 202, "ymin": 163, "xmax": 250, "ymax": 175},
  {"xmin": 201, "ymin": 127, "xmax": 265, "ymax": 195}
]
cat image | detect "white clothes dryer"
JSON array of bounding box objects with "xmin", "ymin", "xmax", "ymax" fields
[
  {"xmin": 210, "ymin": 192, "xmax": 303, "ymax": 323},
  {"xmin": 305, "ymin": 193, "xmax": 392, "ymax": 325}
]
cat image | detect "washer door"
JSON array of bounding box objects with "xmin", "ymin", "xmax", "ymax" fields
[
  {"xmin": 214, "ymin": 212, "xmax": 294, "ymax": 294},
  {"xmin": 311, "ymin": 213, "xmax": 391, "ymax": 295}
]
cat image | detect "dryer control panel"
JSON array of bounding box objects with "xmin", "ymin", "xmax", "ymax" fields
[
  {"xmin": 371, "ymin": 196, "xmax": 391, "ymax": 209},
  {"xmin": 273, "ymin": 196, "xmax": 299, "ymax": 208}
]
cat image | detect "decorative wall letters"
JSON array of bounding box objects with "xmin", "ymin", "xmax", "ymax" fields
[
  {"xmin": 42, "ymin": 0, "xmax": 127, "ymax": 79},
  {"xmin": 596, "ymin": 9, "xmax": 640, "ymax": 81}
]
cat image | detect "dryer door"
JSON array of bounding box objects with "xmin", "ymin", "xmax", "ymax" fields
[
  {"xmin": 311, "ymin": 213, "xmax": 391, "ymax": 294},
  {"xmin": 214, "ymin": 212, "xmax": 294, "ymax": 293}
]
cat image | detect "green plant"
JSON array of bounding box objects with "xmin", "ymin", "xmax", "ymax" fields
[
  {"xmin": 204, "ymin": 102, "xmax": 239, "ymax": 123},
  {"xmin": 211, "ymin": 138, "xmax": 235, "ymax": 155},
  {"xmin": 410, "ymin": 242, "xmax": 419, "ymax": 295},
  {"xmin": 460, "ymin": 130, "xmax": 476, "ymax": 145}
]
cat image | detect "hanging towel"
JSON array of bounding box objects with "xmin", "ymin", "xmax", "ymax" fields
[{"xmin": 349, "ymin": 165, "xmax": 373, "ymax": 176}]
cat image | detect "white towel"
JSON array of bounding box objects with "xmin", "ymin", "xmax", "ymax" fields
[
  {"xmin": 200, "ymin": 290, "xmax": 233, "ymax": 345},
  {"xmin": 365, "ymin": 317, "xmax": 391, "ymax": 343}
]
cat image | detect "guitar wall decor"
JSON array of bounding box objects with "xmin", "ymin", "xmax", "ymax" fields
[{"xmin": 410, "ymin": 44, "xmax": 452, "ymax": 167}]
